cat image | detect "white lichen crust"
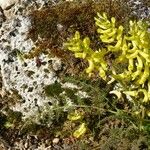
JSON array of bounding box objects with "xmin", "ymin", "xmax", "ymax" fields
[{"xmin": 0, "ymin": 0, "xmax": 59, "ymax": 119}]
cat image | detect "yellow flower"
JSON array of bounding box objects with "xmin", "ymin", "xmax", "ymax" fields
[{"xmin": 73, "ymin": 123, "xmax": 87, "ymax": 138}]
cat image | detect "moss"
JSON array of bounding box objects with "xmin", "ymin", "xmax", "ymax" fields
[
  {"xmin": 1, "ymin": 90, "xmax": 23, "ymax": 108},
  {"xmin": 26, "ymin": 0, "xmax": 131, "ymax": 59},
  {"xmin": 19, "ymin": 121, "xmax": 52, "ymax": 137},
  {"xmin": 44, "ymin": 82, "xmax": 63, "ymax": 97},
  {"xmin": 29, "ymin": 0, "xmax": 131, "ymax": 42},
  {"xmin": 5, "ymin": 109, "xmax": 22, "ymax": 126},
  {"xmin": 0, "ymin": 113, "xmax": 7, "ymax": 129},
  {"xmin": 24, "ymin": 0, "xmax": 133, "ymax": 77},
  {"xmin": 20, "ymin": 122, "xmax": 39, "ymax": 135}
]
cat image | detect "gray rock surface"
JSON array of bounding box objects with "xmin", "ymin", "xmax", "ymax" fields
[
  {"xmin": 0, "ymin": 0, "xmax": 61, "ymax": 119},
  {"xmin": 127, "ymin": 0, "xmax": 150, "ymax": 19},
  {"xmin": 0, "ymin": 0, "xmax": 18, "ymax": 10}
]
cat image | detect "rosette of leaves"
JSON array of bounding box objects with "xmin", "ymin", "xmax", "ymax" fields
[{"xmin": 64, "ymin": 12, "xmax": 150, "ymax": 119}]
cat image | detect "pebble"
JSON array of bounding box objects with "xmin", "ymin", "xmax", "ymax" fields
[
  {"xmin": 24, "ymin": 142, "xmax": 28, "ymax": 149},
  {"xmin": 52, "ymin": 138, "xmax": 60, "ymax": 144}
]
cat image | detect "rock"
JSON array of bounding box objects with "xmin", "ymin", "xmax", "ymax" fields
[
  {"xmin": 0, "ymin": 0, "xmax": 58, "ymax": 120},
  {"xmin": 127, "ymin": 0, "xmax": 150, "ymax": 19},
  {"xmin": 0, "ymin": 0, "xmax": 18, "ymax": 10},
  {"xmin": 0, "ymin": 7, "xmax": 6, "ymax": 27},
  {"xmin": 52, "ymin": 138, "xmax": 59, "ymax": 144}
]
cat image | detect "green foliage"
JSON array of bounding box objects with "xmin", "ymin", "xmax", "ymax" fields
[
  {"xmin": 4, "ymin": 109, "xmax": 22, "ymax": 129},
  {"xmin": 44, "ymin": 82, "xmax": 63, "ymax": 97},
  {"xmin": 42, "ymin": 74, "xmax": 111, "ymax": 138},
  {"xmin": 62, "ymin": 75, "xmax": 110, "ymax": 111},
  {"xmin": 64, "ymin": 12, "xmax": 150, "ymax": 130}
]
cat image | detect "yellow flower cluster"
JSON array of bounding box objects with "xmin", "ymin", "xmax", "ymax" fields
[
  {"xmin": 64, "ymin": 31, "xmax": 108, "ymax": 79},
  {"xmin": 64, "ymin": 12, "xmax": 150, "ymax": 106},
  {"xmin": 67, "ymin": 111, "xmax": 86, "ymax": 138},
  {"xmin": 95, "ymin": 13, "xmax": 150, "ymax": 85}
]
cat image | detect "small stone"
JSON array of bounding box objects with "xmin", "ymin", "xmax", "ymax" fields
[
  {"xmin": 45, "ymin": 139, "xmax": 49, "ymax": 145},
  {"xmin": 57, "ymin": 24, "xmax": 64, "ymax": 32},
  {"xmin": 52, "ymin": 138, "xmax": 59, "ymax": 144},
  {"xmin": 52, "ymin": 59, "xmax": 62, "ymax": 71},
  {"xmin": 24, "ymin": 142, "xmax": 28, "ymax": 149}
]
